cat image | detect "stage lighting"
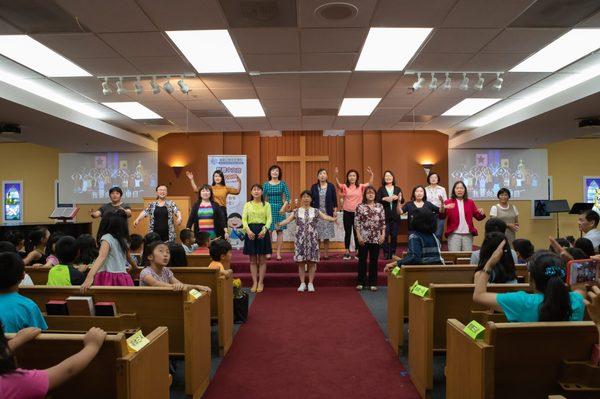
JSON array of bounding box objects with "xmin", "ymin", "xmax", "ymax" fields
[
  {"xmin": 459, "ymin": 73, "xmax": 469, "ymax": 91},
  {"xmin": 492, "ymin": 73, "xmax": 504, "ymax": 90},
  {"xmin": 177, "ymin": 78, "xmax": 190, "ymax": 94},
  {"xmin": 442, "ymin": 73, "xmax": 451, "ymax": 90},
  {"xmin": 412, "ymin": 73, "xmax": 425, "ymax": 91},
  {"xmin": 101, "ymin": 78, "xmax": 112, "ymax": 95},
  {"xmin": 474, "ymin": 73, "xmax": 484, "ymax": 91},
  {"xmin": 151, "ymin": 77, "xmax": 160, "ymax": 94},
  {"xmin": 116, "ymin": 77, "xmax": 126, "ymax": 95},
  {"xmin": 133, "ymin": 77, "xmax": 143, "ymax": 95},
  {"xmin": 428, "ymin": 73, "xmax": 438, "ymax": 90},
  {"xmin": 163, "ymin": 79, "xmax": 174, "ymax": 94}
]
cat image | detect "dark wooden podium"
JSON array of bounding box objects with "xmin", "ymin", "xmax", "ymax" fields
[{"xmin": 0, "ymin": 222, "xmax": 92, "ymax": 240}]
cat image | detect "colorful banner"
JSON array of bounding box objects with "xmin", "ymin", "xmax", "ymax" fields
[
  {"xmin": 208, "ymin": 155, "xmax": 247, "ymax": 248},
  {"xmin": 2, "ymin": 181, "xmax": 23, "ymax": 222}
]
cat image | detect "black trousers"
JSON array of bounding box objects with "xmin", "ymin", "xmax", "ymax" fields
[
  {"xmin": 382, "ymin": 218, "xmax": 399, "ymax": 258},
  {"xmin": 343, "ymin": 210, "xmax": 359, "ymax": 251},
  {"xmin": 358, "ymin": 243, "xmax": 380, "ymax": 286}
]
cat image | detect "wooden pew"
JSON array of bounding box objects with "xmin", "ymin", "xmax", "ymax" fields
[
  {"xmin": 26, "ymin": 265, "xmax": 233, "ymax": 356},
  {"xmin": 446, "ymin": 319, "xmax": 599, "ymax": 399},
  {"xmin": 20, "ymin": 286, "xmax": 211, "ymax": 399},
  {"xmin": 401, "ymin": 251, "xmax": 474, "ymax": 265},
  {"xmin": 9, "ymin": 327, "xmax": 170, "ymax": 399},
  {"xmin": 44, "ymin": 313, "xmax": 140, "ymax": 332},
  {"xmin": 408, "ymin": 283, "xmax": 530, "ymax": 399},
  {"xmin": 386, "ymin": 265, "xmax": 528, "ymax": 354},
  {"xmin": 186, "ymin": 253, "xmax": 211, "ymax": 267}
]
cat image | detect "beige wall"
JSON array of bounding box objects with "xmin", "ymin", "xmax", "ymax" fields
[
  {"xmin": 2, "ymin": 137, "xmax": 599, "ymax": 248},
  {"xmin": 472, "ymin": 138, "xmax": 600, "ymax": 250}
]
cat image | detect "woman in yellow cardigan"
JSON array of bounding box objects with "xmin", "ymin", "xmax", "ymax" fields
[{"xmin": 242, "ymin": 184, "xmax": 272, "ymax": 293}]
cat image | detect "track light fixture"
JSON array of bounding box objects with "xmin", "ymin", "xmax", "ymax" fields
[
  {"xmin": 151, "ymin": 77, "xmax": 160, "ymax": 94},
  {"xmin": 459, "ymin": 73, "xmax": 469, "ymax": 91},
  {"xmin": 101, "ymin": 77, "xmax": 112, "ymax": 96},
  {"xmin": 442, "ymin": 73, "xmax": 451, "ymax": 90},
  {"xmin": 412, "ymin": 72, "xmax": 425, "ymax": 91},
  {"xmin": 163, "ymin": 77, "xmax": 174, "ymax": 94},
  {"xmin": 492, "ymin": 73, "xmax": 504, "ymax": 91},
  {"xmin": 428, "ymin": 73, "xmax": 438, "ymax": 90},
  {"xmin": 177, "ymin": 77, "xmax": 190, "ymax": 94},
  {"xmin": 116, "ymin": 77, "xmax": 126, "ymax": 95},
  {"xmin": 474, "ymin": 73, "xmax": 484, "ymax": 91},
  {"xmin": 133, "ymin": 77, "xmax": 143, "ymax": 95}
]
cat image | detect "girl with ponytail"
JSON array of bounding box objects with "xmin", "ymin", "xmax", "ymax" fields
[{"xmin": 472, "ymin": 242, "xmax": 586, "ymax": 322}]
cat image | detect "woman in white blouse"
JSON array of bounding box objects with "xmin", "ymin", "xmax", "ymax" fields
[
  {"xmin": 490, "ymin": 188, "xmax": 519, "ymax": 243},
  {"xmin": 425, "ymin": 172, "xmax": 447, "ymax": 241}
]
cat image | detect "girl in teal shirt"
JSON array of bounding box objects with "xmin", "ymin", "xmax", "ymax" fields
[{"xmin": 473, "ymin": 243, "xmax": 585, "ymax": 322}]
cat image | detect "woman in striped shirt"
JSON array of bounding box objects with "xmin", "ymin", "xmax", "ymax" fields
[{"xmin": 187, "ymin": 184, "xmax": 227, "ymax": 244}]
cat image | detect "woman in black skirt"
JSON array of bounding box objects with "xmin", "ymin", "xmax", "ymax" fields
[{"xmin": 242, "ymin": 184, "xmax": 273, "ymax": 293}]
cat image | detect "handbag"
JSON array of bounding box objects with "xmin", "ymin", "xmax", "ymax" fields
[{"xmin": 233, "ymin": 291, "xmax": 249, "ymax": 324}]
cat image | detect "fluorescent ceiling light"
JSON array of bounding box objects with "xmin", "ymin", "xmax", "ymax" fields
[
  {"xmin": 355, "ymin": 28, "xmax": 432, "ymax": 71},
  {"xmin": 442, "ymin": 98, "xmax": 501, "ymax": 116},
  {"xmin": 0, "ymin": 35, "xmax": 90, "ymax": 77},
  {"xmin": 338, "ymin": 98, "xmax": 381, "ymax": 116},
  {"xmin": 221, "ymin": 99, "xmax": 265, "ymax": 117},
  {"xmin": 166, "ymin": 30, "xmax": 245, "ymax": 73},
  {"xmin": 472, "ymin": 61, "xmax": 600, "ymax": 127},
  {"xmin": 510, "ymin": 29, "xmax": 600, "ymax": 72},
  {"xmin": 102, "ymin": 102, "xmax": 162, "ymax": 119}
]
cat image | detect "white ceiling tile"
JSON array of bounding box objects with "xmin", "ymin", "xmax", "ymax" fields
[
  {"xmin": 302, "ymin": 86, "xmax": 347, "ymax": 99},
  {"xmin": 231, "ymin": 28, "xmax": 299, "ymax": 54},
  {"xmin": 202, "ymin": 74, "xmax": 253, "ymax": 89},
  {"xmin": 301, "ymin": 53, "xmax": 357, "ymax": 71},
  {"xmin": 422, "ymin": 115, "xmax": 466, "ymax": 130},
  {"xmin": 252, "ymin": 75, "xmax": 300, "ymax": 88},
  {"xmin": 126, "ymin": 56, "xmax": 193, "ymax": 75},
  {"xmin": 301, "ymin": 98, "xmax": 342, "ymax": 108},
  {"xmin": 169, "ymin": 115, "xmax": 213, "ymax": 131},
  {"xmin": 442, "ymin": 0, "xmax": 533, "ymax": 28},
  {"xmin": 344, "ymin": 72, "xmax": 399, "ymax": 97},
  {"xmin": 269, "ymin": 117, "xmax": 302, "ymax": 129},
  {"xmin": 211, "ymin": 88, "xmax": 257, "ymax": 99},
  {"xmin": 391, "ymin": 121, "xmax": 426, "ymax": 129},
  {"xmin": 371, "ymin": 0, "xmax": 458, "ymax": 27},
  {"xmin": 414, "ymin": 97, "xmax": 462, "ymax": 115},
  {"xmin": 408, "ymin": 53, "xmax": 474, "ymax": 71},
  {"xmin": 481, "ymin": 28, "xmax": 568, "ymax": 53},
  {"xmin": 301, "ymin": 74, "xmax": 350, "ymax": 88},
  {"xmin": 255, "ymin": 85, "xmax": 301, "ymax": 100},
  {"xmin": 300, "ymin": 28, "xmax": 368, "ymax": 53},
  {"xmin": 99, "ymin": 32, "xmax": 177, "ymax": 57},
  {"xmin": 136, "ymin": 0, "xmax": 228, "ymax": 30},
  {"xmin": 262, "ymin": 98, "xmax": 301, "ymax": 109},
  {"xmin": 180, "ymin": 98, "xmax": 225, "ymax": 111},
  {"xmin": 299, "ymin": 0, "xmax": 378, "ymax": 28},
  {"xmin": 263, "ymin": 106, "xmax": 302, "ymax": 117},
  {"xmin": 71, "ymin": 57, "xmax": 139, "ymax": 76},
  {"xmin": 32, "ymin": 33, "xmax": 120, "ymax": 59},
  {"xmin": 333, "ymin": 116, "xmax": 368, "ymax": 129},
  {"xmin": 302, "ymin": 115, "xmax": 335, "ymax": 129},
  {"xmin": 55, "ymin": 0, "xmax": 156, "ymax": 32},
  {"xmin": 236, "ymin": 117, "xmax": 272, "ymax": 130},
  {"xmin": 460, "ymin": 53, "xmax": 528, "ymax": 71},
  {"xmin": 421, "ymin": 28, "xmax": 501, "ymax": 53},
  {"xmin": 244, "ymin": 54, "xmax": 301, "ymax": 73},
  {"xmin": 202, "ymin": 117, "xmax": 241, "ymax": 131}
]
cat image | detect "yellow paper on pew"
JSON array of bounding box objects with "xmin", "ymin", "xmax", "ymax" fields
[
  {"xmin": 409, "ymin": 280, "xmax": 429, "ymax": 297},
  {"xmin": 127, "ymin": 330, "xmax": 150, "ymax": 353},
  {"xmin": 188, "ymin": 289, "xmax": 202, "ymax": 301},
  {"xmin": 391, "ymin": 266, "xmax": 401, "ymax": 277},
  {"xmin": 464, "ymin": 320, "xmax": 485, "ymax": 340}
]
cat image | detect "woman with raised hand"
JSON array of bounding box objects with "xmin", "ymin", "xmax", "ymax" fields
[
  {"xmin": 425, "ymin": 172, "xmax": 447, "ymax": 241},
  {"xmin": 186, "ymin": 184, "xmax": 227, "ymax": 242},
  {"xmin": 334, "ymin": 166, "xmax": 374, "ymax": 260},
  {"xmin": 377, "ymin": 170, "xmax": 404, "ymax": 259},
  {"xmin": 186, "ymin": 169, "xmax": 241, "ymax": 216}
]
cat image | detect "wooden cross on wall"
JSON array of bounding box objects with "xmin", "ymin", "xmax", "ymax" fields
[{"xmin": 276, "ymin": 135, "xmax": 329, "ymax": 190}]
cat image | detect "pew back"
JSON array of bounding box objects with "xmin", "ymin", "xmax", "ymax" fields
[
  {"xmin": 446, "ymin": 319, "xmax": 599, "ymax": 399},
  {"xmin": 186, "ymin": 254, "xmax": 211, "ymax": 267},
  {"xmin": 10, "ymin": 327, "xmax": 170, "ymax": 399}
]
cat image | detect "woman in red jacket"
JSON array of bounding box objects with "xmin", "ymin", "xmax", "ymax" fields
[{"xmin": 443, "ymin": 181, "xmax": 486, "ymax": 251}]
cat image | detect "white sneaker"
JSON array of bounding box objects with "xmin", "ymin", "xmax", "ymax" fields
[
  {"xmin": 297, "ymin": 282, "xmax": 307, "ymax": 292},
  {"xmin": 307, "ymin": 283, "xmax": 315, "ymax": 292}
]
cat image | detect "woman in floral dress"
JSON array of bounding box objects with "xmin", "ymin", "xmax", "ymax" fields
[
  {"xmin": 278, "ymin": 190, "xmax": 336, "ymax": 293},
  {"xmin": 355, "ymin": 186, "xmax": 386, "ymax": 291}
]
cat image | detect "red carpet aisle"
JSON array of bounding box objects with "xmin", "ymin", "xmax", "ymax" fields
[{"xmin": 203, "ymin": 287, "xmax": 419, "ymax": 399}]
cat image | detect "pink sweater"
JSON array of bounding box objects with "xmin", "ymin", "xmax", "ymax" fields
[{"xmin": 338, "ymin": 183, "xmax": 369, "ymax": 212}]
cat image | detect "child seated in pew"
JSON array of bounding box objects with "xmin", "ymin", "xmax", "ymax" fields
[
  {"xmin": 23, "ymin": 227, "xmax": 50, "ymax": 266},
  {"xmin": 470, "ymin": 218, "xmax": 519, "ymax": 265},
  {"xmin": 0, "ymin": 252, "xmax": 47, "ymax": 332},
  {"xmin": 384, "ymin": 208, "xmax": 443, "ymax": 271},
  {"xmin": 473, "ymin": 244, "xmax": 586, "ymax": 322},
  {"xmin": 128, "ymin": 233, "xmax": 143, "ymax": 267},
  {"xmin": 0, "ymin": 242, "xmax": 34, "ymax": 286},
  {"xmin": 475, "ymin": 232, "xmax": 517, "ymax": 284},
  {"xmin": 549, "ymin": 237, "xmax": 571, "ymax": 254},
  {"xmin": 0, "ymin": 325, "xmax": 107, "ymax": 398},
  {"xmin": 512, "ymin": 238, "xmax": 534, "ymax": 263},
  {"xmin": 39, "ymin": 232, "xmax": 65, "ymax": 267},
  {"xmin": 140, "ymin": 241, "xmax": 211, "ymax": 293},
  {"xmin": 167, "ymin": 242, "xmax": 188, "ymax": 267},
  {"xmin": 180, "ymin": 228, "xmax": 198, "ymax": 254},
  {"xmin": 208, "ymin": 239, "xmax": 233, "ymax": 279},
  {"xmin": 5, "ymin": 230, "xmax": 26, "ymax": 258},
  {"xmin": 81, "ymin": 210, "xmax": 135, "ymax": 292},
  {"xmin": 47, "ymin": 236, "xmax": 86, "ymax": 286},
  {"xmin": 195, "ymin": 232, "xmax": 210, "ymax": 254},
  {"xmin": 139, "ymin": 232, "xmax": 161, "ymax": 267},
  {"xmin": 73, "ymin": 234, "xmax": 98, "ymax": 272},
  {"xmin": 574, "ymin": 237, "xmax": 596, "ymax": 258}
]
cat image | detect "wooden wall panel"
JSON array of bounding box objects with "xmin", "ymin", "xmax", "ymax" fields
[
  {"xmin": 362, "ymin": 130, "xmax": 382, "ymax": 185},
  {"xmin": 223, "ymin": 132, "xmax": 243, "ymax": 154}
]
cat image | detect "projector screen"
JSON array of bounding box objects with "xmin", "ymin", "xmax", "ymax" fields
[
  {"xmin": 448, "ymin": 149, "xmax": 548, "ymax": 200},
  {"xmin": 59, "ymin": 152, "xmax": 157, "ymax": 204}
]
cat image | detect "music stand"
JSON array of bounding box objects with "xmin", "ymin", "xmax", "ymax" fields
[
  {"xmin": 569, "ymin": 203, "xmax": 594, "ymax": 215},
  {"xmin": 544, "ymin": 200, "xmax": 570, "ymax": 238}
]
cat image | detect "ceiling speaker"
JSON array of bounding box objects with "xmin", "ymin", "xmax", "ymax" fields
[{"xmin": 315, "ymin": 2, "xmax": 358, "ymax": 21}]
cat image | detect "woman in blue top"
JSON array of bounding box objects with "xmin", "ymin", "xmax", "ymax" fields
[
  {"xmin": 473, "ymin": 244, "xmax": 585, "ymax": 322},
  {"xmin": 263, "ymin": 165, "xmax": 290, "ymax": 261}
]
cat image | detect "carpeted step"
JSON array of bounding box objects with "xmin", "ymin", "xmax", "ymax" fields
[
  {"xmin": 234, "ymin": 272, "xmax": 387, "ymax": 288},
  {"xmin": 231, "ymin": 260, "xmax": 392, "ymax": 274}
]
